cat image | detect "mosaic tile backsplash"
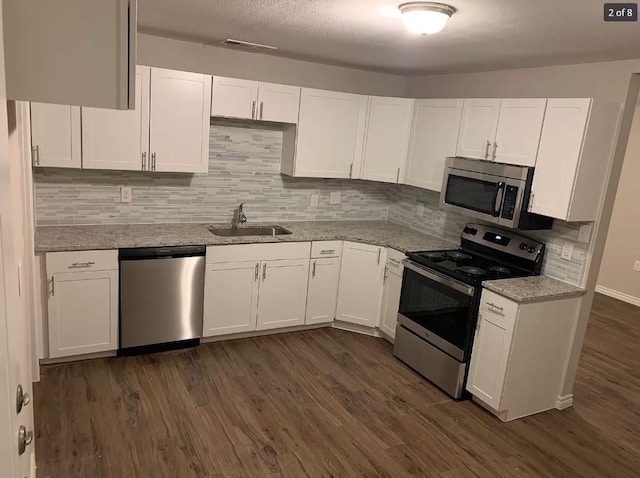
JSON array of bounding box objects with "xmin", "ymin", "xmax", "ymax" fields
[{"xmin": 34, "ymin": 122, "xmax": 589, "ymax": 286}]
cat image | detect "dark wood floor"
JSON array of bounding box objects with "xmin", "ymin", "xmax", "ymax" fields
[{"xmin": 34, "ymin": 293, "xmax": 640, "ymax": 477}]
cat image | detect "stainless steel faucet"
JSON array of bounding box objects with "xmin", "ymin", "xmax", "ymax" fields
[{"xmin": 233, "ymin": 203, "xmax": 247, "ymax": 227}]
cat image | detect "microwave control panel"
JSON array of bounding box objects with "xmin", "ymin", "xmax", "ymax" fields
[{"xmin": 501, "ymin": 185, "xmax": 519, "ymax": 220}]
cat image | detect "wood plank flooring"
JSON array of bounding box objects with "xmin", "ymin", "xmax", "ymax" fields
[{"xmin": 34, "ymin": 293, "xmax": 640, "ymax": 477}]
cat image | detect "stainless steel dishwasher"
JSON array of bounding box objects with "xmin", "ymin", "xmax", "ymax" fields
[{"xmin": 119, "ymin": 245, "xmax": 205, "ymax": 354}]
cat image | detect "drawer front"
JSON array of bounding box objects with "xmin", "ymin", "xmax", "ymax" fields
[
  {"xmin": 386, "ymin": 248, "xmax": 405, "ymax": 273},
  {"xmin": 480, "ymin": 289, "xmax": 519, "ymax": 320},
  {"xmin": 310, "ymin": 241, "xmax": 343, "ymax": 258},
  {"xmin": 46, "ymin": 250, "xmax": 118, "ymax": 274},
  {"xmin": 206, "ymin": 242, "xmax": 311, "ymax": 263}
]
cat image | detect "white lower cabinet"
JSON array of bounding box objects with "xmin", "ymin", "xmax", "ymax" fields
[
  {"xmin": 306, "ymin": 253, "xmax": 342, "ymax": 325},
  {"xmin": 46, "ymin": 250, "xmax": 119, "ymax": 358},
  {"xmin": 336, "ymin": 242, "xmax": 386, "ymax": 327},
  {"xmin": 379, "ymin": 249, "xmax": 405, "ymax": 340}
]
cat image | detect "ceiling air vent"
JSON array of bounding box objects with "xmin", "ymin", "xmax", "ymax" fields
[{"xmin": 222, "ymin": 39, "xmax": 278, "ymax": 53}]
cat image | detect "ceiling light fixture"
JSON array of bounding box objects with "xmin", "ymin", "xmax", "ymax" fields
[{"xmin": 398, "ymin": 2, "xmax": 456, "ymax": 35}]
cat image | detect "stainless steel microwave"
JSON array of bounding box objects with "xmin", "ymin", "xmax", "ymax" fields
[{"xmin": 440, "ymin": 157, "xmax": 553, "ymax": 230}]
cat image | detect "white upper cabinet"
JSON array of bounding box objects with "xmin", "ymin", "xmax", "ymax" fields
[
  {"xmin": 283, "ymin": 88, "xmax": 368, "ymax": 178},
  {"xmin": 149, "ymin": 68, "xmax": 212, "ymax": 173},
  {"xmin": 530, "ymin": 98, "xmax": 592, "ymax": 221},
  {"xmin": 456, "ymin": 99, "xmax": 502, "ymax": 160},
  {"xmin": 82, "ymin": 66, "xmax": 151, "ymax": 171},
  {"xmin": 211, "ymin": 77, "xmax": 259, "ymax": 120},
  {"xmin": 404, "ymin": 99, "xmax": 463, "ymax": 192},
  {"xmin": 5, "ymin": 0, "xmax": 136, "ymax": 109},
  {"xmin": 30, "ymin": 103, "xmax": 81, "ymax": 168},
  {"xmin": 360, "ymin": 96, "xmax": 414, "ymax": 183},
  {"xmin": 257, "ymin": 82, "xmax": 301, "ymax": 124},
  {"xmin": 493, "ymin": 99, "xmax": 547, "ymax": 167}
]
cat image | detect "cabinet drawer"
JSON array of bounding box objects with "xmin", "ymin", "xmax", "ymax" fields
[
  {"xmin": 46, "ymin": 250, "xmax": 118, "ymax": 274},
  {"xmin": 480, "ymin": 289, "xmax": 519, "ymax": 320},
  {"xmin": 386, "ymin": 248, "xmax": 406, "ymax": 273},
  {"xmin": 206, "ymin": 242, "xmax": 311, "ymax": 264},
  {"xmin": 310, "ymin": 241, "xmax": 343, "ymax": 258}
]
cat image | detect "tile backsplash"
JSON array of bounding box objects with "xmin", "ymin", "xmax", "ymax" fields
[{"xmin": 34, "ymin": 122, "xmax": 589, "ymax": 287}]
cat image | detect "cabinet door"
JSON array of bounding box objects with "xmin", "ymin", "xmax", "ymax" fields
[
  {"xmin": 466, "ymin": 309, "xmax": 515, "ymax": 410},
  {"xmin": 293, "ymin": 88, "xmax": 368, "ymax": 178},
  {"xmin": 493, "ymin": 99, "xmax": 547, "ymax": 167},
  {"xmin": 405, "ymin": 99, "xmax": 463, "ymax": 191},
  {"xmin": 203, "ymin": 261, "xmax": 259, "ymax": 337},
  {"xmin": 47, "ymin": 270, "xmax": 118, "ymax": 358},
  {"xmin": 211, "ymin": 76, "xmax": 259, "ymax": 120},
  {"xmin": 336, "ymin": 242, "xmax": 385, "ymax": 327},
  {"xmin": 456, "ymin": 99, "xmax": 501, "ymax": 160},
  {"xmin": 379, "ymin": 261, "xmax": 403, "ymax": 340},
  {"xmin": 257, "ymin": 82, "xmax": 301, "ymax": 123},
  {"xmin": 306, "ymin": 257, "xmax": 341, "ymax": 325},
  {"xmin": 257, "ymin": 259, "xmax": 310, "ymax": 331},
  {"xmin": 149, "ymin": 68, "xmax": 212, "ymax": 173},
  {"xmin": 82, "ymin": 66, "xmax": 150, "ymax": 171},
  {"xmin": 530, "ymin": 98, "xmax": 591, "ymax": 220},
  {"xmin": 30, "ymin": 103, "xmax": 81, "ymax": 168},
  {"xmin": 361, "ymin": 96, "xmax": 414, "ymax": 183}
]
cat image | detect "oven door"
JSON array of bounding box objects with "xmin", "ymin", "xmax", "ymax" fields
[
  {"xmin": 440, "ymin": 168, "xmax": 506, "ymax": 224},
  {"xmin": 398, "ymin": 261, "xmax": 476, "ymax": 361}
]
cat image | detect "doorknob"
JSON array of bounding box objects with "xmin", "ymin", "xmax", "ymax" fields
[
  {"xmin": 18, "ymin": 425, "xmax": 33, "ymax": 455},
  {"xmin": 16, "ymin": 384, "xmax": 30, "ymax": 414}
]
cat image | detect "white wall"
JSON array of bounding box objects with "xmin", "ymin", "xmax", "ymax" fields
[
  {"xmin": 138, "ymin": 33, "xmax": 407, "ymax": 97},
  {"xmin": 598, "ymin": 104, "xmax": 640, "ymax": 305}
]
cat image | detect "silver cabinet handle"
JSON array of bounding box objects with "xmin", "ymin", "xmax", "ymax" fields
[
  {"xmin": 262, "ymin": 263, "xmax": 267, "ymax": 280},
  {"xmin": 377, "ymin": 248, "xmax": 381, "ymax": 265},
  {"xmin": 487, "ymin": 302, "xmax": 503, "ymax": 311},
  {"xmin": 396, "ymin": 168, "xmax": 400, "ymax": 183},
  {"xmin": 16, "ymin": 384, "xmax": 30, "ymax": 414},
  {"xmin": 69, "ymin": 261, "xmax": 95, "ymax": 269},
  {"xmin": 141, "ymin": 152, "xmax": 147, "ymax": 171},
  {"xmin": 255, "ymin": 262, "xmax": 259, "ymax": 281},
  {"xmin": 484, "ymin": 140, "xmax": 491, "ymax": 159},
  {"xmin": 320, "ymin": 249, "xmax": 335, "ymax": 255},
  {"xmin": 251, "ymin": 101, "xmax": 256, "ymax": 119},
  {"xmin": 388, "ymin": 258, "xmax": 401, "ymax": 265},
  {"xmin": 476, "ymin": 314, "xmax": 482, "ymax": 332},
  {"xmin": 51, "ymin": 277, "xmax": 55, "ymax": 296},
  {"xmin": 383, "ymin": 265, "xmax": 388, "ymax": 282},
  {"xmin": 492, "ymin": 141, "xmax": 498, "ymax": 161},
  {"xmin": 312, "ymin": 260, "xmax": 316, "ymax": 278},
  {"xmin": 32, "ymin": 145, "xmax": 40, "ymax": 166},
  {"xmin": 152, "ymin": 153, "xmax": 157, "ymax": 171},
  {"xmin": 18, "ymin": 425, "xmax": 33, "ymax": 455},
  {"xmin": 528, "ymin": 192, "xmax": 535, "ymax": 212},
  {"xmin": 260, "ymin": 101, "xmax": 264, "ymax": 120},
  {"xmin": 349, "ymin": 163, "xmax": 353, "ymax": 178}
]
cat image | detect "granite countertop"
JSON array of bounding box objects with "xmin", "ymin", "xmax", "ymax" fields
[
  {"xmin": 482, "ymin": 276, "xmax": 586, "ymax": 304},
  {"xmin": 34, "ymin": 220, "xmax": 457, "ymax": 254}
]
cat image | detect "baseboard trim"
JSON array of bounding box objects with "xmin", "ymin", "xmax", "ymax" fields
[
  {"xmin": 556, "ymin": 394, "xmax": 574, "ymax": 410},
  {"xmin": 40, "ymin": 350, "xmax": 117, "ymax": 365},
  {"xmin": 332, "ymin": 321, "xmax": 380, "ymax": 337},
  {"xmin": 201, "ymin": 323, "xmax": 331, "ymax": 344},
  {"xmin": 595, "ymin": 285, "xmax": 640, "ymax": 307}
]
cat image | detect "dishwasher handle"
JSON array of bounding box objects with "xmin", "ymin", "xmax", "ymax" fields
[{"xmin": 120, "ymin": 245, "xmax": 206, "ymax": 260}]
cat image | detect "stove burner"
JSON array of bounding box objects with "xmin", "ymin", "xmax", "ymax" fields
[
  {"xmin": 490, "ymin": 266, "xmax": 511, "ymax": 275},
  {"xmin": 445, "ymin": 251, "xmax": 472, "ymax": 261},
  {"xmin": 457, "ymin": 266, "xmax": 487, "ymax": 277},
  {"xmin": 421, "ymin": 251, "xmax": 446, "ymax": 261}
]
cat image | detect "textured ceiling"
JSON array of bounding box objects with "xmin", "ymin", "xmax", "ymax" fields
[{"xmin": 138, "ymin": 0, "xmax": 640, "ymax": 75}]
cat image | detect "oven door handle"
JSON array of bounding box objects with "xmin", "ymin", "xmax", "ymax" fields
[
  {"xmin": 403, "ymin": 260, "xmax": 475, "ymax": 297},
  {"xmin": 492, "ymin": 181, "xmax": 505, "ymax": 217}
]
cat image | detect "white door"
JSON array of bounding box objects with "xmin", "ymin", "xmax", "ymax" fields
[
  {"xmin": 404, "ymin": 99, "xmax": 463, "ymax": 192},
  {"xmin": 466, "ymin": 310, "xmax": 515, "ymax": 410},
  {"xmin": 456, "ymin": 99, "xmax": 501, "ymax": 160},
  {"xmin": 531, "ymin": 98, "xmax": 592, "ymax": 220},
  {"xmin": 379, "ymin": 260, "xmax": 403, "ymax": 340},
  {"xmin": 30, "ymin": 103, "xmax": 81, "ymax": 168},
  {"xmin": 361, "ymin": 96, "xmax": 414, "ymax": 183},
  {"xmin": 82, "ymin": 66, "xmax": 151, "ymax": 171},
  {"xmin": 306, "ymin": 257, "xmax": 341, "ymax": 325},
  {"xmin": 336, "ymin": 242, "xmax": 385, "ymax": 327},
  {"xmin": 211, "ymin": 76, "xmax": 258, "ymax": 120},
  {"xmin": 149, "ymin": 68, "xmax": 212, "ymax": 173},
  {"xmin": 203, "ymin": 261, "xmax": 259, "ymax": 337},
  {"xmin": 47, "ymin": 270, "xmax": 118, "ymax": 358},
  {"xmin": 493, "ymin": 99, "xmax": 547, "ymax": 166},
  {"xmin": 257, "ymin": 82, "xmax": 300, "ymax": 123},
  {"xmin": 257, "ymin": 259, "xmax": 310, "ymax": 331},
  {"xmin": 294, "ymin": 88, "xmax": 368, "ymax": 178}
]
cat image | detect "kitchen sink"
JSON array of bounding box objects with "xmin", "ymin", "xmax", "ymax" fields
[{"xmin": 209, "ymin": 226, "xmax": 292, "ymax": 237}]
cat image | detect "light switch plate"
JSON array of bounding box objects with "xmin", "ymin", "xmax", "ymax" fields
[
  {"xmin": 120, "ymin": 186, "xmax": 132, "ymax": 204},
  {"xmin": 561, "ymin": 242, "xmax": 574, "ymax": 261},
  {"xmin": 577, "ymin": 223, "xmax": 592, "ymax": 243},
  {"xmin": 329, "ymin": 191, "xmax": 341, "ymax": 205},
  {"xmin": 310, "ymin": 194, "xmax": 319, "ymax": 207},
  {"xmin": 417, "ymin": 203, "xmax": 425, "ymax": 217}
]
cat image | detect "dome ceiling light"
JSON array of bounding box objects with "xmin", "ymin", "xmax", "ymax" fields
[{"xmin": 398, "ymin": 2, "xmax": 456, "ymax": 35}]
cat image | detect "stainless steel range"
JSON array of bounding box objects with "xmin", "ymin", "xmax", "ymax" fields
[{"xmin": 393, "ymin": 223, "xmax": 545, "ymax": 399}]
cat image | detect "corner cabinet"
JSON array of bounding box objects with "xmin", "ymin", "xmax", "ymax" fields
[
  {"xmin": 336, "ymin": 242, "xmax": 386, "ymax": 327},
  {"xmin": 30, "ymin": 103, "xmax": 81, "ymax": 168},
  {"xmin": 378, "ymin": 249, "xmax": 405, "ymax": 341},
  {"xmin": 45, "ymin": 250, "xmax": 119, "ymax": 358}
]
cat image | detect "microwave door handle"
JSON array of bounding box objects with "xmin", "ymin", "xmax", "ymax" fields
[{"xmin": 493, "ymin": 182, "xmax": 505, "ymax": 217}]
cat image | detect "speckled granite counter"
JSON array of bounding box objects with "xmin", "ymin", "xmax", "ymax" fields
[
  {"xmin": 35, "ymin": 220, "xmax": 457, "ymax": 254},
  {"xmin": 482, "ymin": 276, "xmax": 586, "ymax": 304}
]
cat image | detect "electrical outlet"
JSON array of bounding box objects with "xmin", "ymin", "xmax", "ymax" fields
[
  {"xmin": 578, "ymin": 223, "xmax": 592, "ymax": 243},
  {"xmin": 329, "ymin": 191, "xmax": 341, "ymax": 205},
  {"xmin": 120, "ymin": 186, "xmax": 132, "ymax": 204},
  {"xmin": 310, "ymin": 194, "xmax": 319, "ymax": 207},
  {"xmin": 417, "ymin": 202, "xmax": 425, "ymax": 217},
  {"xmin": 634, "ymin": 260, "xmax": 640, "ymax": 272},
  {"xmin": 561, "ymin": 242, "xmax": 574, "ymax": 261}
]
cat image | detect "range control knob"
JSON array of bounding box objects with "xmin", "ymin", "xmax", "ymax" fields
[
  {"xmin": 527, "ymin": 246, "xmax": 536, "ymax": 253},
  {"xmin": 519, "ymin": 242, "xmax": 528, "ymax": 251}
]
